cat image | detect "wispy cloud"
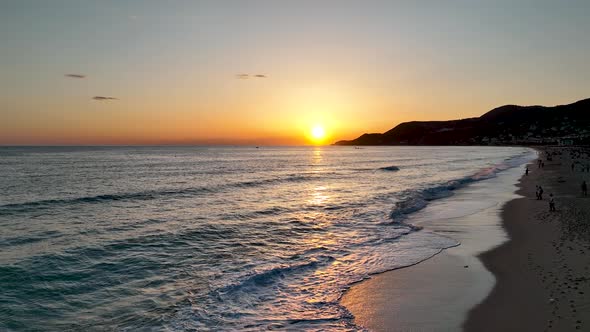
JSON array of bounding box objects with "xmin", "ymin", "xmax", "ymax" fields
[
  {"xmin": 235, "ymin": 73, "xmax": 268, "ymax": 79},
  {"xmin": 92, "ymin": 96, "xmax": 118, "ymax": 101},
  {"xmin": 65, "ymin": 74, "xmax": 86, "ymax": 79}
]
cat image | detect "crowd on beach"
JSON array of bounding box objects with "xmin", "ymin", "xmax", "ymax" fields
[
  {"xmin": 530, "ymin": 147, "xmax": 590, "ymax": 331},
  {"xmin": 526, "ymin": 147, "xmax": 590, "ymax": 212}
]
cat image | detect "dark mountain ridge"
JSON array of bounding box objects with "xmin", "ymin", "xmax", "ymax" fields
[{"xmin": 335, "ymin": 98, "xmax": 590, "ymax": 146}]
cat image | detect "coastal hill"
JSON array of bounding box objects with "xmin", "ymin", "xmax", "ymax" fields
[{"xmin": 335, "ymin": 98, "xmax": 590, "ymax": 146}]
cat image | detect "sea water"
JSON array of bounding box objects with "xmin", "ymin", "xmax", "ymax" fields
[{"xmin": 0, "ymin": 146, "xmax": 535, "ymax": 331}]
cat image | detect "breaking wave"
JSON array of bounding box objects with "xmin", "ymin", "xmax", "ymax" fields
[{"xmin": 388, "ymin": 150, "xmax": 535, "ymax": 225}]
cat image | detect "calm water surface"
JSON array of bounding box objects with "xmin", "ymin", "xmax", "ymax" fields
[{"xmin": 0, "ymin": 146, "xmax": 534, "ymax": 331}]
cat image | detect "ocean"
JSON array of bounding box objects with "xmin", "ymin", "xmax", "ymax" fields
[{"xmin": 0, "ymin": 146, "xmax": 535, "ymax": 331}]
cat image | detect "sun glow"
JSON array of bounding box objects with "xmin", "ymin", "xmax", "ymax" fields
[{"xmin": 310, "ymin": 125, "xmax": 326, "ymax": 143}]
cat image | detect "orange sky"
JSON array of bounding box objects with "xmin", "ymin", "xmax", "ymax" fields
[{"xmin": 2, "ymin": 1, "xmax": 590, "ymax": 145}]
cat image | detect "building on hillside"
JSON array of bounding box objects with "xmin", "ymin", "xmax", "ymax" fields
[{"xmin": 558, "ymin": 137, "xmax": 575, "ymax": 146}]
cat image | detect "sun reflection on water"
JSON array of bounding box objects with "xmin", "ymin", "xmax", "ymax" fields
[
  {"xmin": 308, "ymin": 185, "xmax": 330, "ymax": 206},
  {"xmin": 312, "ymin": 147, "xmax": 323, "ymax": 163}
]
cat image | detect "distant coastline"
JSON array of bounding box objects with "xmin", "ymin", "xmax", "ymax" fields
[{"xmin": 334, "ymin": 98, "xmax": 590, "ymax": 146}]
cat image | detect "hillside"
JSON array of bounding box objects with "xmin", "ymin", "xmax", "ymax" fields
[{"xmin": 334, "ymin": 98, "xmax": 590, "ymax": 146}]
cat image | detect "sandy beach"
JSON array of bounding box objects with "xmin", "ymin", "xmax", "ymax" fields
[
  {"xmin": 342, "ymin": 147, "xmax": 590, "ymax": 331},
  {"xmin": 466, "ymin": 147, "xmax": 590, "ymax": 331}
]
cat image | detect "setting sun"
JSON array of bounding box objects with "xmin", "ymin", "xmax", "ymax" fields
[{"xmin": 310, "ymin": 125, "xmax": 326, "ymax": 143}]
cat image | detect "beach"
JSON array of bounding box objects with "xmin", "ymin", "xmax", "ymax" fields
[
  {"xmin": 342, "ymin": 147, "xmax": 590, "ymax": 331},
  {"xmin": 466, "ymin": 147, "xmax": 590, "ymax": 331},
  {"xmin": 4, "ymin": 1, "xmax": 590, "ymax": 330}
]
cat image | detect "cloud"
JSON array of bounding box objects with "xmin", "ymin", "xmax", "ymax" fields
[
  {"xmin": 235, "ymin": 73, "xmax": 268, "ymax": 79},
  {"xmin": 65, "ymin": 74, "xmax": 86, "ymax": 79},
  {"xmin": 92, "ymin": 96, "xmax": 118, "ymax": 101}
]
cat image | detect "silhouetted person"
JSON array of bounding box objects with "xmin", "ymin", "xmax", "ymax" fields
[
  {"xmin": 538, "ymin": 186, "xmax": 544, "ymax": 200},
  {"xmin": 583, "ymin": 181, "xmax": 588, "ymax": 197},
  {"xmin": 535, "ymin": 185, "xmax": 540, "ymax": 200},
  {"xmin": 549, "ymin": 194, "xmax": 556, "ymax": 212},
  {"xmin": 525, "ymin": 167, "xmax": 529, "ymax": 176}
]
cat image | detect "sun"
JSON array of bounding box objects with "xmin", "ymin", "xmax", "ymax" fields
[{"xmin": 310, "ymin": 125, "xmax": 326, "ymax": 143}]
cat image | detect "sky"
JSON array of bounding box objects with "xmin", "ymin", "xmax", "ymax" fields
[{"xmin": 1, "ymin": 0, "xmax": 590, "ymax": 145}]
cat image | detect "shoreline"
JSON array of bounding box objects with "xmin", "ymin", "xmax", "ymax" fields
[
  {"xmin": 341, "ymin": 157, "xmax": 527, "ymax": 331},
  {"xmin": 464, "ymin": 146, "xmax": 590, "ymax": 331},
  {"xmin": 341, "ymin": 146, "xmax": 590, "ymax": 331}
]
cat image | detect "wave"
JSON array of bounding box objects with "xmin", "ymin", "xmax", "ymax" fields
[
  {"xmin": 218, "ymin": 206, "xmax": 294, "ymax": 221},
  {"xmin": 0, "ymin": 175, "xmax": 315, "ymax": 215},
  {"xmin": 378, "ymin": 165, "xmax": 400, "ymax": 171},
  {"xmin": 386, "ymin": 148, "xmax": 535, "ymax": 226},
  {"xmin": 217, "ymin": 255, "xmax": 335, "ymax": 294}
]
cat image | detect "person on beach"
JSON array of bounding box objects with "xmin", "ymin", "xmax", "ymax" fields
[
  {"xmin": 535, "ymin": 185, "xmax": 540, "ymax": 200},
  {"xmin": 538, "ymin": 186, "xmax": 544, "ymax": 200},
  {"xmin": 525, "ymin": 167, "xmax": 529, "ymax": 176},
  {"xmin": 549, "ymin": 194, "xmax": 556, "ymax": 212},
  {"xmin": 583, "ymin": 181, "xmax": 588, "ymax": 197}
]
